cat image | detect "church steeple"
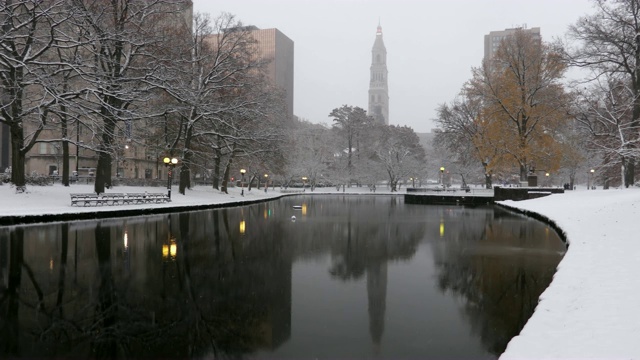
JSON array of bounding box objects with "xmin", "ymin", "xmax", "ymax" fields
[{"xmin": 368, "ymin": 22, "xmax": 389, "ymax": 125}]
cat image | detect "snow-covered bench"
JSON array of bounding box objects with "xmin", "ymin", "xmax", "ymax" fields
[{"xmin": 70, "ymin": 192, "xmax": 169, "ymax": 206}]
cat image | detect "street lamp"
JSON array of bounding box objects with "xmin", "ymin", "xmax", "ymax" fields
[
  {"xmin": 163, "ymin": 157, "xmax": 178, "ymax": 199},
  {"xmin": 589, "ymin": 169, "xmax": 594, "ymax": 190},
  {"xmin": 440, "ymin": 167, "xmax": 445, "ymax": 186},
  {"xmin": 264, "ymin": 174, "xmax": 269, "ymax": 193},
  {"xmin": 240, "ymin": 169, "xmax": 246, "ymax": 196},
  {"xmin": 302, "ymin": 176, "xmax": 308, "ymax": 191},
  {"xmin": 545, "ymin": 172, "xmax": 550, "ymax": 187},
  {"xmin": 410, "ymin": 177, "xmax": 415, "ymax": 188}
]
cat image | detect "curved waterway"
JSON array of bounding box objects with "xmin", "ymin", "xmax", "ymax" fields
[{"xmin": 0, "ymin": 195, "xmax": 564, "ymax": 359}]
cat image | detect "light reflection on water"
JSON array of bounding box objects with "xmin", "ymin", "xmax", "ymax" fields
[{"xmin": 0, "ymin": 195, "xmax": 564, "ymax": 359}]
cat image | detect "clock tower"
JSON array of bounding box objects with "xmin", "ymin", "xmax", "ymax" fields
[{"xmin": 368, "ymin": 22, "xmax": 389, "ymax": 125}]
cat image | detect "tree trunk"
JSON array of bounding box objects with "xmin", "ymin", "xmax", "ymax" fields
[
  {"xmin": 624, "ymin": 158, "xmax": 635, "ymax": 187},
  {"xmin": 221, "ymin": 157, "xmax": 232, "ymax": 194},
  {"xmin": 519, "ymin": 163, "xmax": 527, "ymax": 182},
  {"xmin": 94, "ymin": 116, "xmax": 115, "ymax": 194},
  {"xmin": 10, "ymin": 123, "xmax": 26, "ymax": 192},
  {"xmin": 179, "ymin": 162, "xmax": 190, "ymax": 195},
  {"xmin": 62, "ymin": 140, "xmax": 70, "ymax": 187},
  {"xmin": 61, "ymin": 99, "xmax": 69, "ymax": 187},
  {"xmin": 179, "ymin": 117, "xmax": 195, "ymax": 195},
  {"xmin": 212, "ymin": 145, "xmax": 221, "ymax": 190},
  {"xmin": 179, "ymin": 148, "xmax": 192, "ymax": 195},
  {"xmin": 484, "ymin": 173, "xmax": 492, "ymax": 189}
]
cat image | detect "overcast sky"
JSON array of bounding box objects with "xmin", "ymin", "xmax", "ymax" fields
[{"xmin": 192, "ymin": 0, "xmax": 595, "ymax": 133}]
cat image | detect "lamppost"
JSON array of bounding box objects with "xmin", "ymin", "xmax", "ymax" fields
[
  {"xmin": 589, "ymin": 169, "xmax": 594, "ymax": 190},
  {"xmin": 240, "ymin": 168, "xmax": 246, "ymax": 196},
  {"xmin": 264, "ymin": 174, "xmax": 269, "ymax": 193},
  {"xmin": 302, "ymin": 176, "xmax": 308, "ymax": 191},
  {"xmin": 545, "ymin": 172, "xmax": 550, "ymax": 187},
  {"xmin": 440, "ymin": 167, "xmax": 445, "ymax": 187},
  {"xmin": 410, "ymin": 177, "xmax": 415, "ymax": 188},
  {"xmin": 163, "ymin": 157, "xmax": 178, "ymax": 199}
]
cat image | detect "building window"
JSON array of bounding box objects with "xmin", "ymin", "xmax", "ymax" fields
[{"xmin": 39, "ymin": 143, "xmax": 48, "ymax": 154}]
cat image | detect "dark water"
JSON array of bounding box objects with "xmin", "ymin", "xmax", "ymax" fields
[{"xmin": 0, "ymin": 195, "xmax": 565, "ymax": 359}]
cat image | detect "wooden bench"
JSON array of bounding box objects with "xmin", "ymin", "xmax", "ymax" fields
[{"xmin": 71, "ymin": 192, "xmax": 169, "ymax": 206}]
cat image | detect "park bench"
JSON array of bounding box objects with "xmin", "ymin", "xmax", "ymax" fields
[
  {"xmin": 122, "ymin": 193, "xmax": 171, "ymax": 205},
  {"xmin": 70, "ymin": 192, "xmax": 169, "ymax": 207}
]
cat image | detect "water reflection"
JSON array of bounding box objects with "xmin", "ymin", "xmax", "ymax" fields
[{"xmin": 0, "ymin": 196, "xmax": 564, "ymax": 358}]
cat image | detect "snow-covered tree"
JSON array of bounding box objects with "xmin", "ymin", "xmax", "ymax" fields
[
  {"xmin": 374, "ymin": 125, "xmax": 425, "ymax": 192},
  {"xmin": 68, "ymin": 0, "xmax": 189, "ymax": 194},
  {"xmin": 0, "ymin": 0, "xmax": 76, "ymax": 191},
  {"xmin": 567, "ymin": 0, "xmax": 640, "ymax": 187},
  {"xmin": 574, "ymin": 74, "xmax": 640, "ymax": 188}
]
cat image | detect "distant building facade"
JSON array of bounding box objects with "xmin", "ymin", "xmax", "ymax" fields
[
  {"xmin": 250, "ymin": 27, "xmax": 294, "ymax": 121},
  {"xmin": 221, "ymin": 26, "xmax": 294, "ymax": 121},
  {"xmin": 484, "ymin": 26, "xmax": 541, "ymax": 61},
  {"xmin": 368, "ymin": 23, "xmax": 389, "ymax": 125}
]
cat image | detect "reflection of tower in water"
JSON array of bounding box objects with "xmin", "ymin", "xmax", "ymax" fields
[{"xmin": 367, "ymin": 261, "xmax": 387, "ymax": 355}]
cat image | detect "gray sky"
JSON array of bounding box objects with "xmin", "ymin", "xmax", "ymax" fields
[{"xmin": 192, "ymin": 0, "xmax": 595, "ymax": 133}]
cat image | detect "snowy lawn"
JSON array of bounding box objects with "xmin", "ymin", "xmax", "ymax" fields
[
  {"xmin": 0, "ymin": 183, "xmax": 638, "ymax": 358},
  {"xmin": 498, "ymin": 188, "xmax": 640, "ymax": 359}
]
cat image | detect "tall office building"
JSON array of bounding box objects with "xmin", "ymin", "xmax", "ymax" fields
[
  {"xmin": 368, "ymin": 23, "xmax": 389, "ymax": 125},
  {"xmin": 217, "ymin": 26, "xmax": 294, "ymax": 121},
  {"xmin": 484, "ymin": 26, "xmax": 541, "ymax": 61},
  {"xmin": 247, "ymin": 27, "xmax": 295, "ymax": 121}
]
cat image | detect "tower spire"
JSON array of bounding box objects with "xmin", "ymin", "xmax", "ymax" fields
[{"xmin": 368, "ymin": 21, "xmax": 389, "ymax": 125}]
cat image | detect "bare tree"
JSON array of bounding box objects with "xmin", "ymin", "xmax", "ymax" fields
[
  {"xmin": 567, "ymin": 0, "xmax": 640, "ymax": 187},
  {"xmin": 68, "ymin": 0, "xmax": 189, "ymax": 194},
  {"xmin": 329, "ymin": 105, "xmax": 372, "ymax": 184},
  {"xmin": 574, "ymin": 74, "xmax": 639, "ymax": 187},
  {"xmin": 374, "ymin": 125, "xmax": 425, "ymax": 192},
  {"xmin": 0, "ymin": 0, "xmax": 75, "ymax": 191},
  {"xmin": 285, "ymin": 119, "xmax": 335, "ymax": 190},
  {"xmin": 434, "ymin": 93, "xmax": 501, "ymax": 188},
  {"xmin": 152, "ymin": 12, "xmax": 284, "ymax": 195}
]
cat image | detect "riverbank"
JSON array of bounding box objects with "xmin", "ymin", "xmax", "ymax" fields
[
  {"xmin": 0, "ymin": 183, "xmax": 397, "ymax": 224},
  {"xmin": 1, "ymin": 183, "xmax": 638, "ymax": 358}
]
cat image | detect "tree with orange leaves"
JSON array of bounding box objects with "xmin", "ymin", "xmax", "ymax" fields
[{"xmin": 466, "ymin": 29, "xmax": 571, "ymax": 181}]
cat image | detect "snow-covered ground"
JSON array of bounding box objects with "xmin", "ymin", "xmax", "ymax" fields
[
  {"xmin": 0, "ymin": 183, "xmax": 392, "ymax": 218},
  {"xmin": 0, "ymin": 183, "xmax": 638, "ymax": 358},
  {"xmin": 499, "ymin": 188, "xmax": 640, "ymax": 359}
]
